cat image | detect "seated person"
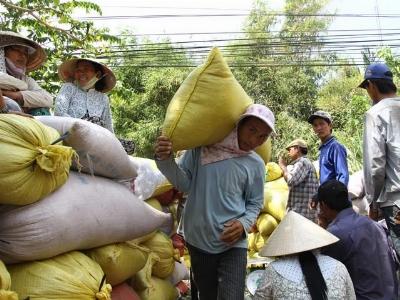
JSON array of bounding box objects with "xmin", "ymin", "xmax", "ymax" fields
[
  {"xmin": 253, "ymin": 211, "xmax": 355, "ymax": 299},
  {"xmin": 54, "ymin": 58, "xmax": 134, "ymax": 154},
  {"xmin": 0, "ymin": 31, "xmax": 52, "ymax": 115}
]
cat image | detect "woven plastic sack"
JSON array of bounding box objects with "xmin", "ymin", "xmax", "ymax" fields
[
  {"xmin": 348, "ymin": 170, "xmax": 364, "ymax": 199},
  {"xmin": 36, "ymin": 116, "xmax": 137, "ymax": 179},
  {"xmin": 168, "ymin": 261, "xmax": 190, "ymax": 285},
  {"xmin": 0, "ymin": 114, "xmax": 74, "ymax": 205},
  {"xmin": 142, "ymin": 231, "xmax": 179, "ymax": 279},
  {"xmin": 162, "ymin": 47, "xmax": 253, "ymax": 151},
  {"xmin": 265, "ymin": 162, "xmax": 283, "ymax": 182},
  {"xmin": 248, "ymin": 232, "xmax": 266, "ymax": 253},
  {"xmin": 129, "ymin": 157, "xmax": 173, "ymax": 201},
  {"xmin": 86, "ymin": 241, "xmax": 149, "ymax": 286},
  {"xmin": 256, "ymin": 213, "xmax": 278, "ymax": 237},
  {"xmin": 262, "ymin": 178, "xmax": 289, "ymax": 221},
  {"xmin": 255, "ymin": 138, "xmax": 272, "ymax": 164},
  {"xmin": 8, "ymin": 251, "xmax": 112, "ymax": 300},
  {"xmin": 111, "ymin": 283, "xmax": 141, "ymax": 300},
  {"xmin": 0, "ymin": 260, "xmax": 17, "ymax": 300},
  {"xmin": 0, "ymin": 172, "xmax": 171, "ymax": 264}
]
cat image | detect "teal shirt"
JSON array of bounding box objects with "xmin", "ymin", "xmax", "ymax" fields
[{"xmin": 156, "ymin": 148, "xmax": 265, "ymax": 254}]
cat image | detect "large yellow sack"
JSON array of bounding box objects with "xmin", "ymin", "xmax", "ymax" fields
[
  {"xmin": 142, "ymin": 231, "xmax": 179, "ymax": 279},
  {"xmin": 0, "ymin": 114, "xmax": 74, "ymax": 205},
  {"xmin": 257, "ymin": 213, "xmax": 278, "ymax": 237},
  {"xmin": 248, "ymin": 232, "xmax": 266, "ymax": 253},
  {"xmin": 86, "ymin": 241, "xmax": 149, "ymax": 286},
  {"xmin": 262, "ymin": 178, "xmax": 289, "ymax": 221},
  {"xmin": 0, "ymin": 260, "xmax": 17, "ymax": 300},
  {"xmin": 162, "ymin": 47, "xmax": 252, "ymax": 151},
  {"xmin": 8, "ymin": 251, "xmax": 112, "ymax": 300},
  {"xmin": 266, "ymin": 162, "xmax": 283, "ymax": 182},
  {"xmin": 255, "ymin": 138, "xmax": 272, "ymax": 164}
]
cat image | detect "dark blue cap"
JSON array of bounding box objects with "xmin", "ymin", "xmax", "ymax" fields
[{"xmin": 359, "ymin": 63, "xmax": 393, "ymax": 89}]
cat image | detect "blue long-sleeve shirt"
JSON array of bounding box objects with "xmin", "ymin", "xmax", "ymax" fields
[
  {"xmin": 322, "ymin": 208, "xmax": 398, "ymax": 300},
  {"xmin": 156, "ymin": 148, "xmax": 265, "ymax": 254},
  {"xmin": 319, "ymin": 136, "xmax": 349, "ymax": 186}
]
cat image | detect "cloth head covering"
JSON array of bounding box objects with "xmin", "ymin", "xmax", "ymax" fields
[
  {"xmin": 58, "ymin": 58, "xmax": 116, "ymax": 93},
  {"xmin": 286, "ymin": 138, "xmax": 308, "ymax": 150},
  {"xmin": 0, "ymin": 31, "xmax": 46, "ymax": 72},
  {"xmin": 200, "ymin": 103, "xmax": 275, "ymax": 165},
  {"xmin": 307, "ymin": 110, "xmax": 332, "ymax": 124},
  {"xmin": 259, "ymin": 211, "xmax": 339, "ymax": 257}
]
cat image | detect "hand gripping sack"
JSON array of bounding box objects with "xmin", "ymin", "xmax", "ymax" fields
[
  {"xmin": 0, "ymin": 114, "xmax": 74, "ymax": 205},
  {"xmin": 0, "ymin": 172, "xmax": 172, "ymax": 264},
  {"xmin": 36, "ymin": 116, "xmax": 137, "ymax": 179},
  {"xmin": 8, "ymin": 251, "xmax": 112, "ymax": 300}
]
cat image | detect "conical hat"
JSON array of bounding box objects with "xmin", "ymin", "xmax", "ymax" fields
[
  {"xmin": 259, "ymin": 211, "xmax": 339, "ymax": 257},
  {"xmin": 0, "ymin": 31, "xmax": 46, "ymax": 72},
  {"xmin": 58, "ymin": 58, "xmax": 116, "ymax": 93}
]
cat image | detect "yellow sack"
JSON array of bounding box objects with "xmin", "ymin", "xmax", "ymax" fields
[
  {"xmin": 255, "ymin": 138, "xmax": 272, "ymax": 164},
  {"xmin": 248, "ymin": 233, "xmax": 266, "ymax": 253},
  {"xmin": 137, "ymin": 277, "xmax": 178, "ymax": 300},
  {"xmin": 131, "ymin": 253, "xmax": 159, "ymax": 291},
  {"xmin": 86, "ymin": 241, "xmax": 149, "ymax": 286},
  {"xmin": 0, "ymin": 114, "xmax": 74, "ymax": 205},
  {"xmin": 266, "ymin": 162, "xmax": 283, "ymax": 182},
  {"xmin": 142, "ymin": 231, "xmax": 179, "ymax": 279},
  {"xmin": 0, "ymin": 260, "xmax": 17, "ymax": 300},
  {"xmin": 262, "ymin": 178, "xmax": 289, "ymax": 221},
  {"xmin": 257, "ymin": 213, "xmax": 278, "ymax": 237},
  {"xmin": 162, "ymin": 47, "xmax": 253, "ymax": 151},
  {"xmin": 8, "ymin": 251, "xmax": 112, "ymax": 300}
]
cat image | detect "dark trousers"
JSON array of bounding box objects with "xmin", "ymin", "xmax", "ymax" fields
[
  {"xmin": 187, "ymin": 244, "xmax": 247, "ymax": 300},
  {"xmin": 381, "ymin": 206, "xmax": 400, "ymax": 258}
]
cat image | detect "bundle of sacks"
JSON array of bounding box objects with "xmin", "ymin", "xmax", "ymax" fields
[
  {"xmin": 248, "ymin": 162, "xmax": 289, "ymax": 256},
  {"xmin": 0, "ymin": 115, "xmax": 176, "ymax": 298}
]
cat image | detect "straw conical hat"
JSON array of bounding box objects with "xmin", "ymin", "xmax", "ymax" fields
[
  {"xmin": 58, "ymin": 58, "xmax": 116, "ymax": 93},
  {"xmin": 0, "ymin": 31, "xmax": 46, "ymax": 72},
  {"xmin": 259, "ymin": 211, "xmax": 339, "ymax": 257}
]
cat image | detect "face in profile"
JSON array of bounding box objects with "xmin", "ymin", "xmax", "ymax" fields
[
  {"xmin": 311, "ymin": 118, "xmax": 332, "ymax": 141},
  {"xmin": 5, "ymin": 45, "xmax": 29, "ymax": 69},
  {"xmin": 237, "ymin": 116, "xmax": 271, "ymax": 151},
  {"xmin": 74, "ymin": 61, "xmax": 100, "ymax": 87}
]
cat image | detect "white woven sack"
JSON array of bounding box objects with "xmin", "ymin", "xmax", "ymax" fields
[
  {"xmin": 0, "ymin": 72, "xmax": 28, "ymax": 90},
  {"xmin": 168, "ymin": 261, "xmax": 190, "ymax": 285},
  {"xmin": 36, "ymin": 116, "xmax": 137, "ymax": 179},
  {"xmin": 0, "ymin": 172, "xmax": 171, "ymax": 264},
  {"xmin": 348, "ymin": 170, "xmax": 365, "ymax": 199}
]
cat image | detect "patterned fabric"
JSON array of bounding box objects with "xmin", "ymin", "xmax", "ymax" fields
[
  {"xmin": 253, "ymin": 254, "xmax": 356, "ymax": 300},
  {"xmin": 54, "ymin": 82, "xmax": 114, "ymax": 132},
  {"xmin": 286, "ymin": 156, "xmax": 319, "ymax": 221},
  {"xmin": 200, "ymin": 128, "xmax": 250, "ymax": 165},
  {"xmin": 0, "ymin": 48, "xmax": 6, "ymax": 72}
]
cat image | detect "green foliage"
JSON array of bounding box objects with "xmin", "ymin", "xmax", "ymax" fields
[{"xmin": 0, "ymin": 0, "xmax": 118, "ymax": 93}]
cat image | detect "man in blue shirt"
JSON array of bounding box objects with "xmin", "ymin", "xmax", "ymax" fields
[
  {"xmin": 155, "ymin": 104, "xmax": 275, "ymax": 300},
  {"xmin": 308, "ymin": 110, "xmax": 349, "ymax": 186},
  {"xmin": 317, "ymin": 180, "xmax": 398, "ymax": 299}
]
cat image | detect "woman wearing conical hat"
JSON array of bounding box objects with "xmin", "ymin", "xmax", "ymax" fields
[
  {"xmin": 0, "ymin": 31, "xmax": 53, "ymax": 115},
  {"xmin": 253, "ymin": 211, "xmax": 355, "ymax": 300},
  {"xmin": 54, "ymin": 58, "xmax": 135, "ymax": 154}
]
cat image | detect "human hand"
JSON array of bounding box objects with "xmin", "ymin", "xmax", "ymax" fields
[
  {"xmin": 171, "ymin": 233, "xmax": 186, "ymax": 257},
  {"xmin": 2, "ymin": 90, "xmax": 23, "ymax": 105},
  {"xmin": 220, "ymin": 219, "xmax": 244, "ymax": 244},
  {"xmin": 155, "ymin": 135, "xmax": 173, "ymax": 160},
  {"xmin": 278, "ymin": 156, "xmax": 287, "ymax": 168}
]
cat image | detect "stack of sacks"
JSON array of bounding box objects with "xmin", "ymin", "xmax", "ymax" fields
[
  {"xmin": 0, "ymin": 116, "xmax": 174, "ymax": 298},
  {"xmin": 248, "ymin": 162, "xmax": 289, "ymax": 255},
  {"xmin": 162, "ymin": 47, "xmax": 271, "ymax": 163},
  {"xmin": 0, "ymin": 260, "xmax": 17, "ymax": 300},
  {"xmin": 348, "ymin": 170, "xmax": 369, "ymax": 215}
]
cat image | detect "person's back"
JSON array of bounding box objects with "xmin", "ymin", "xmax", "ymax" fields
[{"xmin": 254, "ymin": 254, "xmax": 355, "ymax": 300}]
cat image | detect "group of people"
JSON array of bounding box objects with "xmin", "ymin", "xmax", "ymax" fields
[
  {"xmin": 0, "ymin": 30, "xmax": 134, "ymax": 153},
  {"xmin": 155, "ymin": 62, "xmax": 400, "ymax": 299}
]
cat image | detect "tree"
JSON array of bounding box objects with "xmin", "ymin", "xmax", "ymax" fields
[{"xmin": 0, "ymin": 0, "xmax": 118, "ymax": 93}]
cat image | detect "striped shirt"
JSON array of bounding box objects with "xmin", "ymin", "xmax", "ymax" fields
[{"xmin": 286, "ymin": 156, "xmax": 319, "ymax": 221}]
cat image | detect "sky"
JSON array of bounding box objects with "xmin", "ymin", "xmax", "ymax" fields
[{"xmin": 75, "ymin": 0, "xmax": 400, "ymax": 63}]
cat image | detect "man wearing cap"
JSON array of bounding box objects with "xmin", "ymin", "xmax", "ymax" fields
[
  {"xmin": 308, "ymin": 110, "xmax": 349, "ymax": 186},
  {"xmin": 0, "ymin": 31, "xmax": 52, "ymax": 115},
  {"xmin": 278, "ymin": 138, "xmax": 319, "ymax": 221},
  {"xmin": 317, "ymin": 179, "xmax": 398, "ymax": 299},
  {"xmin": 359, "ymin": 62, "xmax": 400, "ymax": 257},
  {"xmin": 155, "ymin": 104, "xmax": 274, "ymax": 300}
]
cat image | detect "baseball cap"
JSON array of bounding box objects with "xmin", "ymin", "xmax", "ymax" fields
[
  {"xmin": 237, "ymin": 104, "xmax": 276, "ymax": 134},
  {"xmin": 359, "ymin": 63, "xmax": 393, "ymax": 89},
  {"xmin": 286, "ymin": 138, "xmax": 307, "ymax": 150},
  {"xmin": 307, "ymin": 110, "xmax": 332, "ymax": 124}
]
